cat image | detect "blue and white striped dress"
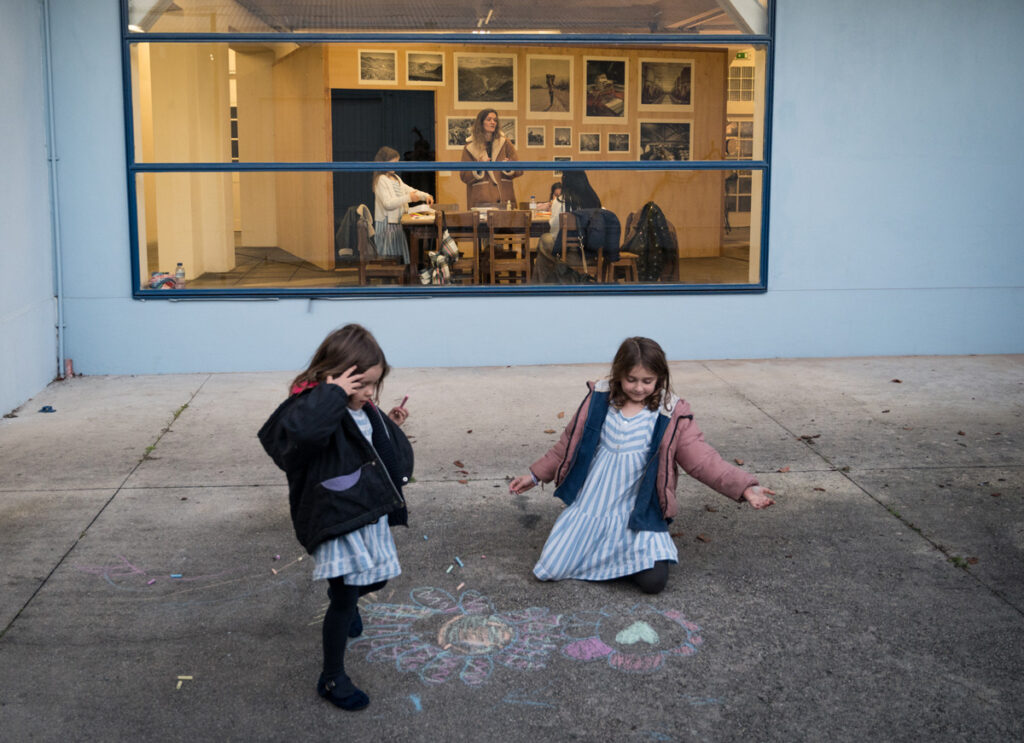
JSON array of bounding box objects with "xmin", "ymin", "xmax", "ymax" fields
[
  {"xmin": 312, "ymin": 407, "xmax": 401, "ymax": 585},
  {"xmin": 533, "ymin": 406, "xmax": 678, "ymax": 581}
]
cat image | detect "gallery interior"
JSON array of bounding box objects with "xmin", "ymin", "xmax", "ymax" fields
[{"xmin": 127, "ymin": 0, "xmax": 769, "ymax": 292}]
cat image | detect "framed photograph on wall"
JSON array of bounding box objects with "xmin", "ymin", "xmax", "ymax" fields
[
  {"xmin": 583, "ymin": 57, "xmax": 627, "ymax": 121},
  {"xmin": 501, "ymin": 116, "xmax": 517, "ymax": 145},
  {"xmin": 608, "ymin": 132, "xmax": 630, "ymax": 153},
  {"xmin": 526, "ymin": 55, "xmax": 573, "ymax": 119},
  {"xmin": 553, "ymin": 126, "xmax": 572, "ymax": 148},
  {"xmin": 553, "ymin": 156, "xmax": 572, "ymax": 177},
  {"xmin": 526, "ymin": 125, "xmax": 546, "ymax": 148},
  {"xmin": 445, "ymin": 116, "xmax": 475, "ymax": 150},
  {"xmin": 358, "ymin": 50, "xmax": 397, "ymax": 85},
  {"xmin": 406, "ymin": 51, "xmax": 444, "ymax": 85},
  {"xmin": 639, "ymin": 58, "xmax": 694, "ymax": 111},
  {"xmin": 579, "ymin": 132, "xmax": 600, "ymax": 153},
  {"xmin": 638, "ymin": 121, "xmax": 691, "ymax": 161},
  {"xmin": 454, "ymin": 53, "xmax": 517, "ymax": 109}
]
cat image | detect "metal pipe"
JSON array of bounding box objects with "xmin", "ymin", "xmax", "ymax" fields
[{"xmin": 42, "ymin": 0, "xmax": 67, "ymax": 379}]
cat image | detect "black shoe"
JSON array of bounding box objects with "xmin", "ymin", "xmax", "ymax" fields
[{"xmin": 317, "ymin": 673, "xmax": 369, "ymax": 711}]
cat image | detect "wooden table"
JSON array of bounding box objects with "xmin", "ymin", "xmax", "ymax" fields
[{"xmin": 401, "ymin": 211, "xmax": 552, "ymax": 283}]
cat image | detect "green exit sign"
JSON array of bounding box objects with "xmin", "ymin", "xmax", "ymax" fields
[{"xmin": 735, "ymin": 52, "xmax": 749, "ymax": 59}]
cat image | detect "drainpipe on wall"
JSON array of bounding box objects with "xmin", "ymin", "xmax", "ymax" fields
[{"xmin": 41, "ymin": 0, "xmax": 67, "ymax": 379}]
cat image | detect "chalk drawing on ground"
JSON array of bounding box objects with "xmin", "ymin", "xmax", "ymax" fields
[
  {"xmin": 348, "ymin": 586, "xmax": 561, "ymax": 686},
  {"xmin": 346, "ymin": 587, "xmax": 704, "ymax": 686}
]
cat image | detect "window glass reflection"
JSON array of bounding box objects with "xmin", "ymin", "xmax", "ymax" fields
[{"xmin": 136, "ymin": 168, "xmax": 761, "ymax": 291}]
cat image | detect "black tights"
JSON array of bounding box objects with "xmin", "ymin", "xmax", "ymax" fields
[
  {"xmin": 322, "ymin": 578, "xmax": 386, "ymax": 680},
  {"xmin": 630, "ymin": 561, "xmax": 669, "ymax": 594}
]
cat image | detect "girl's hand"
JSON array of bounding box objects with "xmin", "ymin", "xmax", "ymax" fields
[
  {"xmin": 508, "ymin": 475, "xmax": 535, "ymax": 495},
  {"xmin": 743, "ymin": 485, "xmax": 776, "ymax": 509},
  {"xmin": 387, "ymin": 405, "xmax": 408, "ymax": 426},
  {"xmin": 326, "ymin": 366, "xmax": 363, "ymax": 397}
]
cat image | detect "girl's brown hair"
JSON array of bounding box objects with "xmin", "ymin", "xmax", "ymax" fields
[
  {"xmin": 290, "ymin": 324, "xmax": 390, "ymax": 400},
  {"xmin": 608, "ymin": 337, "xmax": 672, "ymax": 411},
  {"xmin": 372, "ymin": 146, "xmax": 400, "ymax": 191}
]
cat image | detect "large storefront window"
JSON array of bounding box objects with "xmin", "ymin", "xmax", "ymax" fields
[{"xmin": 125, "ymin": 1, "xmax": 773, "ymax": 295}]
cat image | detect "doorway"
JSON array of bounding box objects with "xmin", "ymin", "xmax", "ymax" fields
[{"xmin": 331, "ymin": 89, "xmax": 436, "ymax": 256}]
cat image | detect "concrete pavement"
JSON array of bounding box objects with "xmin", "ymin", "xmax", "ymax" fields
[{"xmin": 1, "ymin": 356, "xmax": 1022, "ymax": 741}]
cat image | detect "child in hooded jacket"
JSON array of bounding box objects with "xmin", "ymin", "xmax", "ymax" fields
[
  {"xmin": 258, "ymin": 324, "xmax": 412, "ymax": 711},
  {"xmin": 509, "ymin": 337, "xmax": 775, "ymax": 594}
]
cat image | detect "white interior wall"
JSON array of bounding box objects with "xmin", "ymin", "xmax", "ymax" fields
[
  {"xmin": 0, "ymin": 0, "xmax": 57, "ymax": 414},
  {"xmin": 33, "ymin": 0, "xmax": 1024, "ymax": 378}
]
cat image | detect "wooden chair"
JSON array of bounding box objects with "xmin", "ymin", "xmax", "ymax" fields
[
  {"xmin": 487, "ymin": 210, "xmax": 532, "ymax": 284},
  {"xmin": 599, "ymin": 251, "xmax": 640, "ymax": 283},
  {"xmin": 558, "ymin": 212, "xmax": 600, "ymax": 280},
  {"xmin": 357, "ymin": 209, "xmax": 407, "ymax": 285},
  {"xmin": 437, "ymin": 210, "xmax": 481, "ymax": 284}
]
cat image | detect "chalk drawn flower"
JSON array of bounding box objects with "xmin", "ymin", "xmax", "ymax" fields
[
  {"xmin": 560, "ymin": 604, "xmax": 702, "ymax": 672},
  {"xmin": 349, "ymin": 587, "xmax": 561, "ymax": 686}
]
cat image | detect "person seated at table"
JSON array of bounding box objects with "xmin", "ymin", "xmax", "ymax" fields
[
  {"xmin": 545, "ymin": 170, "xmax": 602, "ymax": 238},
  {"xmin": 460, "ymin": 109, "xmax": 522, "ymax": 208},
  {"xmin": 372, "ymin": 146, "xmax": 433, "ymax": 264},
  {"xmin": 538, "ymin": 181, "xmax": 562, "ymax": 212}
]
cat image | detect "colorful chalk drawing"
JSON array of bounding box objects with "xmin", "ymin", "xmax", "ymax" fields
[
  {"xmin": 347, "ymin": 586, "xmax": 704, "ymax": 686},
  {"xmin": 560, "ymin": 604, "xmax": 703, "ymax": 672},
  {"xmin": 348, "ymin": 587, "xmax": 562, "ymax": 686}
]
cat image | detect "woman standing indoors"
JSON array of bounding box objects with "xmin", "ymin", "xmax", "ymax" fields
[{"xmin": 460, "ymin": 108, "xmax": 522, "ymax": 208}]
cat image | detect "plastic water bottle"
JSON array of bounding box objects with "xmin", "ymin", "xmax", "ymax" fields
[
  {"xmin": 529, "ymin": 195, "xmax": 537, "ymax": 214},
  {"xmin": 174, "ymin": 262, "xmax": 185, "ymax": 289}
]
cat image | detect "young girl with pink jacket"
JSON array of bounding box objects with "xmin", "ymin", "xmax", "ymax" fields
[{"xmin": 509, "ymin": 337, "xmax": 775, "ymax": 594}]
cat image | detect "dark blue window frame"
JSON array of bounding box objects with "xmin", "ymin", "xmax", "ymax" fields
[{"xmin": 121, "ymin": 3, "xmax": 775, "ymax": 299}]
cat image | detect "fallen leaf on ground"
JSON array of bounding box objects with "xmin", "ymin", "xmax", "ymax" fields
[
  {"xmin": 957, "ymin": 431, "xmax": 966, "ymax": 436},
  {"xmin": 557, "ymin": 411, "xmax": 565, "ymax": 419},
  {"xmin": 544, "ymin": 429, "xmax": 556, "ymax": 434},
  {"xmin": 813, "ymin": 487, "xmax": 826, "ymax": 492},
  {"xmin": 881, "ymin": 409, "xmax": 890, "ymax": 414},
  {"xmin": 453, "ymin": 460, "xmax": 464, "ymax": 468},
  {"xmin": 670, "ymin": 531, "xmax": 685, "ymax": 538},
  {"xmin": 466, "ymin": 429, "xmax": 473, "ymax": 434},
  {"xmin": 991, "ymin": 492, "xmax": 1002, "ymax": 497},
  {"xmin": 892, "ymin": 379, "xmax": 902, "ymax": 383},
  {"xmin": 458, "ymin": 479, "xmax": 468, "ymax": 485},
  {"xmin": 777, "ymin": 466, "xmax": 790, "ymax": 473},
  {"xmin": 734, "ymin": 458, "xmax": 744, "ymax": 465},
  {"xmin": 458, "ymin": 469, "xmax": 469, "ymax": 475},
  {"xmin": 704, "ymin": 505, "xmax": 718, "ymax": 512},
  {"xmin": 967, "ymin": 557, "xmax": 979, "ymax": 565},
  {"xmin": 696, "ymin": 534, "xmax": 710, "ymax": 543}
]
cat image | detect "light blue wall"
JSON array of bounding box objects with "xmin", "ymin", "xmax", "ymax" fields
[
  {"xmin": 0, "ymin": 0, "xmax": 57, "ymax": 414},
  {"xmin": 42, "ymin": 0, "xmax": 1024, "ymax": 377}
]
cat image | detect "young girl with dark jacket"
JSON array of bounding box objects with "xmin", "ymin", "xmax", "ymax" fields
[
  {"xmin": 509, "ymin": 337, "xmax": 775, "ymax": 594},
  {"xmin": 258, "ymin": 324, "xmax": 412, "ymax": 711}
]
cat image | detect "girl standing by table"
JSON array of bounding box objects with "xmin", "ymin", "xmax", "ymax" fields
[{"xmin": 372, "ymin": 146, "xmax": 433, "ymax": 264}]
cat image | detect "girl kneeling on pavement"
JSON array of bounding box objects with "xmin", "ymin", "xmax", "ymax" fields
[
  {"xmin": 509, "ymin": 336, "xmax": 775, "ymax": 594},
  {"xmin": 258, "ymin": 324, "xmax": 412, "ymax": 711}
]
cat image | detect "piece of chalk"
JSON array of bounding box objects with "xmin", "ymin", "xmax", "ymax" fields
[
  {"xmin": 454, "ymin": 556, "xmax": 464, "ymax": 567},
  {"xmin": 147, "ymin": 579, "xmax": 156, "ymax": 585},
  {"xmin": 274, "ymin": 555, "xmax": 280, "ymax": 560},
  {"xmin": 423, "ymin": 535, "xmax": 429, "ymax": 540},
  {"xmin": 271, "ymin": 568, "xmax": 278, "ymax": 575},
  {"xmin": 400, "ymin": 395, "xmax": 409, "ymax": 408},
  {"xmin": 456, "ymin": 582, "xmax": 465, "ymax": 591},
  {"xmin": 170, "ymin": 574, "xmax": 182, "ymax": 578},
  {"xmin": 446, "ymin": 564, "xmax": 454, "ymax": 573}
]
